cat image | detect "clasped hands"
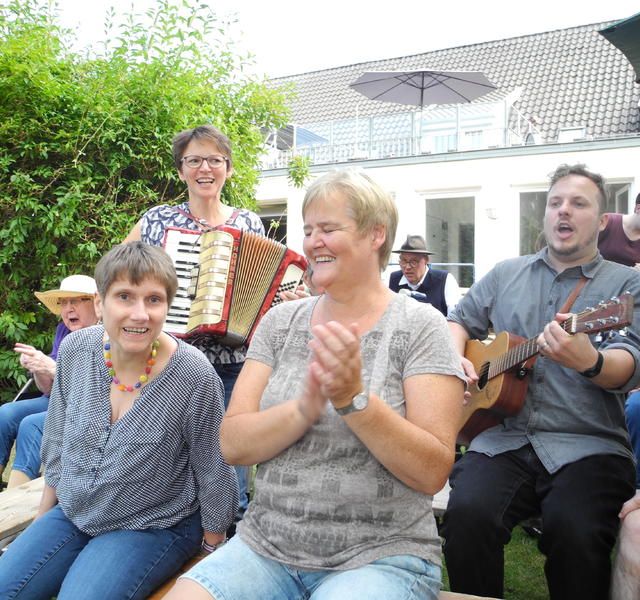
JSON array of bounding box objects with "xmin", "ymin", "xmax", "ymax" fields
[{"xmin": 297, "ymin": 321, "xmax": 363, "ymax": 424}]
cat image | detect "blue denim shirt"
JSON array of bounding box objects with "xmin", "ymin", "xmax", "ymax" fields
[{"xmin": 448, "ymin": 249, "xmax": 640, "ymax": 473}]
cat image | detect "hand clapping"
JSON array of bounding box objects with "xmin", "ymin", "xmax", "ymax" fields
[{"xmin": 308, "ymin": 321, "xmax": 363, "ymax": 411}]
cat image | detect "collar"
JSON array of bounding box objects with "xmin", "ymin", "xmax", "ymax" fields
[
  {"xmin": 533, "ymin": 247, "xmax": 602, "ymax": 278},
  {"xmin": 399, "ymin": 265, "xmax": 430, "ymax": 289}
]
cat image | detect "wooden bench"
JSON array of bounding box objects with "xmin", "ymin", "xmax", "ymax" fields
[
  {"xmin": 2, "ymin": 479, "xmax": 496, "ymax": 600},
  {"xmin": 433, "ymin": 480, "xmax": 451, "ymax": 518},
  {"xmin": 0, "ymin": 476, "xmax": 43, "ymax": 546}
]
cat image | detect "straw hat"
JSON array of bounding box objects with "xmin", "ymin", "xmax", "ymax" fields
[
  {"xmin": 391, "ymin": 235, "xmax": 434, "ymax": 255},
  {"xmin": 34, "ymin": 275, "xmax": 97, "ymax": 315}
]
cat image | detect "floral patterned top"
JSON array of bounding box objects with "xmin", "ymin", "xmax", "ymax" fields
[{"xmin": 140, "ymin": 201, "xmax": 264, "ymax": 365}]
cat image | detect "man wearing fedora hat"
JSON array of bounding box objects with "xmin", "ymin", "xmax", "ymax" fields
[
  {"xmin": 388, "ymin": 234, "xmax": 461, "ymax": 316},
  {"xmin": 1, "ymin": 275, "xmax": 98, "ymax": 489}
]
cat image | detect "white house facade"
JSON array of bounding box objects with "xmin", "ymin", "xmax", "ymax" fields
[{"xmin": 255, "ymin": 20, "xmax": 640, "ymax": 286}]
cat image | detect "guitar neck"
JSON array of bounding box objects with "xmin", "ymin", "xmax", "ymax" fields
[
  {"xmin": 487, "ymin": 292, "xmax": 633, "ymax": 380},
  {"xmin": 489, "ymin": 336, "xmax": 539, "ymax": 379}
]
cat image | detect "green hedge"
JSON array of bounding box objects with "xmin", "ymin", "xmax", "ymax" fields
[{"xmin": 0, "ymin": 0, "xmax": 289, "ymax": 398}]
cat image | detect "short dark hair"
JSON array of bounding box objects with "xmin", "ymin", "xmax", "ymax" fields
[
  {"xmin": 172, "ymin": 125, "xmax": 233, "ymax": 170},
  {"xmin": 548, "ymin": 164, "xmax": 607, "ymax": 213},
  {"xmin": 94, "ymin": 242, "xmax": 178, "ymax": 305},
  {"xmin": 635, "ymin": 192, "xmax": 640, "ymax": 207}
]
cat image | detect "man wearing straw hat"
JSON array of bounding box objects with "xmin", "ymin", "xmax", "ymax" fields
[
  {"xmin": 388, "ymin": 234, "xmax": 461, "ymax": 316},
  {"xmin": 0, "ymin": 275, "xmax": 98, "ymax": 489}
]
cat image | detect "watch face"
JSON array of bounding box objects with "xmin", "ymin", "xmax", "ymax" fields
[{"xmin": 353, "ymin": 392, "xmax": 368, "ymax": 411}]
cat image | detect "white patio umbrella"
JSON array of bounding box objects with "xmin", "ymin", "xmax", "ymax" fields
[
  {"xmin": 349, "ymin": 69, "xmax": 497, "ymax": 107},
  {"xmin": 349, "ymin": 70, "xmax": 497, "ymax": 154}
]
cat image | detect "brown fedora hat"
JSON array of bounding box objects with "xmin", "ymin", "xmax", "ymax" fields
[{"xmin": 391, "ymin": 235, "xmax": 434, "ymax": 255}]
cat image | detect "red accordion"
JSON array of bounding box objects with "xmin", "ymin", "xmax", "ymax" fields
[{"xmin": 162, "ymin": 226, "xmax": 307, "ymax": 347}]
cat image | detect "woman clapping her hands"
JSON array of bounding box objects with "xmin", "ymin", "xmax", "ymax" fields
[{"xmin": 166, "ymin": 170, "xmax": 465, "ymax": 600}]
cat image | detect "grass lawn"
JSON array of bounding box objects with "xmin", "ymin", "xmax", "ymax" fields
[{"xmin": 441, "ymin": 526, "xmax": 549, "ymax": 599}]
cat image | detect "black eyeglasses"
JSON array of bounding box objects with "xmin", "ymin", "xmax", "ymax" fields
[
  {"xmin": 399, "ymin": 258, "xmax": 422, "ymax": 267},
  {"xmin": 181, "ymin": 155, "xmax": 229, "ymax": 169}
]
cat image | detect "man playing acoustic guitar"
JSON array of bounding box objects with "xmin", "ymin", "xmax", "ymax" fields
[{"xmin": 442, "ymin": 164, "xmax": 640, "ymax": 600}]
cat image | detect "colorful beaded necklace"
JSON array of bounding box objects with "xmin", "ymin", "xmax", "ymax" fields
[{"xmin": 104, "ymin": 338, "xmax": 160, "ymax": 392}]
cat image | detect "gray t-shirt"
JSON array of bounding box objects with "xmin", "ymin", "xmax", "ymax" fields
[
  {"xmin": 238, "ymin": 293, "xmax": 465, "ymax": 570},
  {"xmin": 448, "ymin": 249, "xmax": 640, "ymax": 473}
]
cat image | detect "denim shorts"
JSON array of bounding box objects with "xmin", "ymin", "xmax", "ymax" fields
[{"xmin": 182, "ymin": 535, "xmax": 441, "ymax": 600}]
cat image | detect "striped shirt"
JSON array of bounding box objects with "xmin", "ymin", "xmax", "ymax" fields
[{"xmin": 41, "ymin": 325, "xmax": 239, "ymax": 536}]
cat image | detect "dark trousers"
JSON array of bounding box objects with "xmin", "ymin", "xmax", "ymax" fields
[{"xmin": 441, "ymin": 445, "xmax": 635, "ymax": 600}]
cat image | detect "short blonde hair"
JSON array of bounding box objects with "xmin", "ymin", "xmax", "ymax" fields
[{"xmin": 302, "ymin": 170, "xmax": 398, "ymax": 269}]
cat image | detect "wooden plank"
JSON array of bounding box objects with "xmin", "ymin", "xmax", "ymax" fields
[
  {"xmin": 0, "ymin": 477, "xmax": 43, "ymax": 541},
  {"xmin": 433, "ymin": 480, "xmax": 451, "ymax": 517},
  {"xmin": 147, "ymin": 553, "xmax": 204, "ymax": 599},
  {"xmin": 441, "ymin": 593, "xmax": 501, "ymax": 599}
]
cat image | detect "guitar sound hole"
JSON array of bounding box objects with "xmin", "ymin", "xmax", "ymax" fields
[{"xmin": 477, "ymin": 363, "xmax": 490, "ymax": 390}]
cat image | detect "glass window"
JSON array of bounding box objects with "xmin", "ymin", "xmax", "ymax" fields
[
  {"xmin": 259, "ymin": 203, "xmax": 288, "ymax": 244},
  {"xmin": 425, "ymin": 196, "xmax": 475, "ymax": 287},
  {"xmin": 519, "ymin": 191, "xmax": 547, "ymax": 255}
]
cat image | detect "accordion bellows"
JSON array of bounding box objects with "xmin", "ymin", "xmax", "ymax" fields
[{"xmin": 163, "ymin": 226, "xmax": 307, "ymax": 347}]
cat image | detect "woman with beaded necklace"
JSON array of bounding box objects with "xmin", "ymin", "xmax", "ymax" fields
[{"xmin": 0, "ymin": 242, "xmax": 238, "ymax": 600}]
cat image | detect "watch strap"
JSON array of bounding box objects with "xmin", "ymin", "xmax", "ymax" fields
[
  {"xmin": 579, "ymin": 351, "xmax": 604, "ymax": 378},
  {"xmin": 335, "ymin": 392, "xmax": 368, "ymax": 416}
]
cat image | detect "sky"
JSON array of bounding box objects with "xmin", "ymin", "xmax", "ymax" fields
[{"xmin": 53, "ymin": 0, "xmax": 638, "ymax": 78}]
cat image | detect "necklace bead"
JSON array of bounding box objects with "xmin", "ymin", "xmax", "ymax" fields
[{"xmin": 104, "ymin": 338, "xmax": 160, "ymax": 393}]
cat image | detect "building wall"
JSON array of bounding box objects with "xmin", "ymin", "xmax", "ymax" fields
[{"xmin": 257, "ymin": 139, "xmax": 640, "ymax": 283}]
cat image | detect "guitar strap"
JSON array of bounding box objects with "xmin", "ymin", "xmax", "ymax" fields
[{"xmin": 558, "ymin": 275, "xmax": 589, "ymax": 313}]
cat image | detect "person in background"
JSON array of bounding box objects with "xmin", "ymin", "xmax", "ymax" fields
[
  {"xmin": 164, "ymin": 169, "xmax": 465, "ymax": 600},
  {"xmin": 1, "ymin": 275, "xmax": 98, "ymax": 489},
  {"xmin": 442, "ymin": 164, "xmax": 640, "ymax": 600},
  {"xmin": 598, "ymin": 192, "xmax": 640, "ymax": 489},
  {"xmin": 388, "ymin": 234, "xmax": 461, "ymax": 316},
  {"xmin": 125, "ymin": 124, "xmax": 263, "ymax": 520},
  {"xmin": 611, "ymin": 490, "xmax": 640, "ymax": 600},
  {"xmin": 278, "ymin": 265, "xmax": 322, "ymax": 301},
  {"xmin": 598, "ymin": 192, "xmax": 640, "ymax": 268},
  {"xmin": 0, "ymin": 242, "xmax": 237, "ymax": 599}
]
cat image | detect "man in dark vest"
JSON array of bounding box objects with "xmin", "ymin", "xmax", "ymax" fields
[{"xmin": 388, "ymin": 234, "xmax": 461, "ymax": 316}]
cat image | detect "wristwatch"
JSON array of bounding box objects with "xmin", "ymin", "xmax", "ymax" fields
[
  {"xmin": 335, "ymin": 391, "xmax": 369, "ymax": 416},
  {"xmin": 579, "ymin": 351, "xmax": 604, "ymax": 378}
]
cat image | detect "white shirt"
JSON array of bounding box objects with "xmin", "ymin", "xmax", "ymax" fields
[{"xmin": 398, "ymin": 266, "xmax": 462, "ymax": 313}]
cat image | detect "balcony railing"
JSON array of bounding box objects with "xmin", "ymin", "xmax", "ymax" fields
[{"xmin": 262, "ymin": 126, "xmax": 533, "ymax": 170}]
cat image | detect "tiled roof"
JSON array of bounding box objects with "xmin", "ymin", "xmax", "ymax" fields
[{"xmin": 269, "ymin": 21, "xmax": 640, "ymax": 143}]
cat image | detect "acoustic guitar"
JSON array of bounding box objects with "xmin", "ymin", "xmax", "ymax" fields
[{"xmin": 458, "ymin": 292, "xmax": 634, "ymax": 445}]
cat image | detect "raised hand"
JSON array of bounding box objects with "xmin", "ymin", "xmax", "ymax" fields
[{"xmin": 308, "ymin": 321, "xmax": 362, "ymax": 411}]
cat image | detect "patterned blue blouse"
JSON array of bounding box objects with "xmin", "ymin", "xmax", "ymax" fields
[
  {"xmin": 139, "ymin": 201, "xmax": 265, "ymax": 365},
  {"xmin": 41, "ymin": 326, "xmax": 239, "ymax": 535}
]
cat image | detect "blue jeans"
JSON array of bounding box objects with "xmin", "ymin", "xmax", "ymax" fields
[
  {"xmin": 183, "ymin": 535, "xmax": 442, "ymax": 600},
  {"xmin": 625, "ymin": 391, "xmax": 640, "ymax": 487},
  {"xmin": 216, "ymin": 362, "xmax": 248, "ymax": 517},
  {"xmin": 0, "ymin": 396, "xmax": 48, "ymax": 467},
  {"xmin": 0, "ymin": 505, "xmax": 202, "ymax": 599},
  {"xmin": 12, "ymin": 412, "xmax": 46, "ymax": 479}
]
